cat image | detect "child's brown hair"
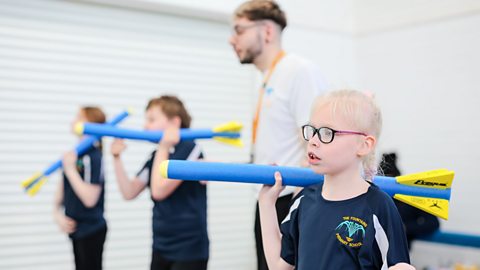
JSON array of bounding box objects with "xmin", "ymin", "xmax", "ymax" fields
[
  {"xmin": 81, "ymin": 106, "xmax": 106, "ymax": 149},
  {"xmin": 146, "ymin": 95, "xmax": 192, "ymax": 128},
  {"xmin": 82, "ymin": 106, "xmax": 106, "ymax": 124}
]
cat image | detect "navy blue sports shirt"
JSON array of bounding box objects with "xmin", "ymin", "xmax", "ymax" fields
[
  {"xmin": 137, "ymin": 141, "xmax": 209, "ymax": 261},
  {"xmin": 63, "ymin": 146, "xmax": 106, "ymax": 240},
  {"xmin": 280, "ymin": 182, "xmax": 410, "ymax": 269}
]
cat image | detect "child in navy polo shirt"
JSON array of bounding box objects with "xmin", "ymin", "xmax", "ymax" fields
[
  {"xmin": 110, "ymin": 95, "xmax": 208, "ymax": 270},
  {"xmin": 258, "ymin": 90, "xmax": 415, "ymax": 270},
  {"xmin": 53, "ymin": 106, "xmax": 107, "ymax": 270}
]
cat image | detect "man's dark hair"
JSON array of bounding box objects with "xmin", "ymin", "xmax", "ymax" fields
[{"xmin": 234, "ymin": 0, "xmax": 287, "ymax": 31}]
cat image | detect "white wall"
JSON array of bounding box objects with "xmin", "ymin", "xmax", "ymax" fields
[{"xmin": 353, "ymin": 0, "xmax": 480, "ymax": 34}]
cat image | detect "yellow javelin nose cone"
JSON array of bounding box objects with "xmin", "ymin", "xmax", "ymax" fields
[
  {"xmin": 160, "ymin": 160, "xmax": 169, "ymax": 178},
  {"xmin": 74, "ymin": 122, "xmax": 84, "ymax": 135}
]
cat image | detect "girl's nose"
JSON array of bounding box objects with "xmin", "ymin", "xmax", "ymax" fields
[{"xmin": 309, "ymin": 136, "xmax": 320, "ymax": 148}]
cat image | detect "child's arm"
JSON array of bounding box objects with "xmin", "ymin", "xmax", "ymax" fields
[
  {"xmin": 62, "ymin": 151, "xmax": 102, "ymax": 208},
  {"xmin": 111, "ymin": 139, "xmax": 146, "ymax": 200},
  {"xmin": 52, "ymin": 178, "xmax": 76, "ymax": 233},
  {"xmin": 258, "ymin": 172, "xmax": 294, "ymax": 270},
  {"xmin": 150, "ymin": 126, "xmax": 183, "ymax": 201}
]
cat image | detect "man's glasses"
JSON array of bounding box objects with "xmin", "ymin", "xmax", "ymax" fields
[
  {"xmin": 231, "ymin": 21, "xmax": 264, "ymax": 36},
  {"xmin": 301, "ymin": 125, "xmax": 367, "ymax": 144}
]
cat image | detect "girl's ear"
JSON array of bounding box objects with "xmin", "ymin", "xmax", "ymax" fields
[{"xmin": 357, "ymin": 135, "xmax": 376, "ymax": 157}]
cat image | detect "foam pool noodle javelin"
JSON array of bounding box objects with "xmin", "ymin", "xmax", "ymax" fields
[
  {"xmin": 75, "ymin": 121, "xmax": 243, "ymax": 147},
  {"xmin": 21, "ymin": 108, "xmax": 133, "ymax": 196},
  {"xmin": 160, "ymin": 160, "xmax": 454, "ymax": 220}
]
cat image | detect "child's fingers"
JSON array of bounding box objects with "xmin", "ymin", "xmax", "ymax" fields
[
  {"xmin": 111, "ymin": 139, "xmax": 126, "ymax": 155},
  {"xmin": 274, "ymin": 171, "xmax": 283, "ymax": 187},
  {"xmin": 112, "ymin": 138, "xmax": 124, "ymax": 145},
  {"xmin": 67, "ymin": 222, "xmax": 76, "ymax": 232},
  {"xmin": 65, "ymin": 217, "xmax": 76, "ymax": 226},
  {"xmin": 60, "ymin": 217, "xmax": 76, "ymax": 233},
  {"xmin": 65, "ymin": 225, "xmax": 75, "ymax": 234},
  {"xmin": 65, "ymin": 222, "xmax": 74, "ymax": 230},
  {"xmin": 62, "ymin": 152, "xmax": 71, "ymax": 160},
  {"xmin": 273, "ymin": 171, "xmax": 286, "ymax": 193}
]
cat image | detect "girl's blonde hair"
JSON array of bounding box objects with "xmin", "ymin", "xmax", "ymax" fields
[{"xmin": 314, "ymin": 90, "xmax": 382, "ymax": 180}]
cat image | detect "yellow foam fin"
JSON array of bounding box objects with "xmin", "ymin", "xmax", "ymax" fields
[
  {"xmin": 394, "ymin": 194, "xmax": 449, "ymax": 220},
  {"xmin": 21, "ymin": 172, "xmax": 42, "ymax": 188},
  {"xmin": 26, "ymin": 177, "xmax": 47, "ymax": 197},
  {"xmin": 396, "ymin": 169, "xmax": 454, "ymax": 189},
  {"xmin": 213, "ymin": 137, "xmax": 244, "ymax": 147},
  {"xmin": 212, "ymin": 121, "xmax": 243, "ymax": 133}
]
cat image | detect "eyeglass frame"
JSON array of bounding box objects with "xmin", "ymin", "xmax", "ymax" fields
[
  {"xmin": 301, "ymin": 124, "xmax": 368, "ymax": 144},
  {"xmin": 231, "ymin": 21, "xmax": 265, "ymax": 36}
]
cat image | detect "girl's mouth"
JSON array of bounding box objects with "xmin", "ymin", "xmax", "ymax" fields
[{"xmin": 308, "ymin": 152, "xmax": 321, "ymax": 163}]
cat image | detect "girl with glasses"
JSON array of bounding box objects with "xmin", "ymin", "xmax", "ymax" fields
[{"xmin": 258, "ymin": 90, "xmax": 414, "ymax": 270}]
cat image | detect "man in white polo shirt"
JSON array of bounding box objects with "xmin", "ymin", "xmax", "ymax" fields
[{"xmin": 229, "ymin": 1, "xmax": 327, "ymax": 269}]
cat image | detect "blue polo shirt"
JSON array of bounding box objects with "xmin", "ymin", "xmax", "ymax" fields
[
  {"xmin": 63, "ymin": 146, "xmax": 106, "ymax": 240},
  {"xmin": 280, "ymin": 182, "xmax": 410, "ymax": 269},
  {"xmin": 137, "ymin": 141, "xmax": 209, "ymax": 261}
]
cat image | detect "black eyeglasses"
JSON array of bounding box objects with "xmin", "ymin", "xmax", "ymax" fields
[{"xmin": 301, "ymin": 124, "xmax": 368, "ymax": 144}]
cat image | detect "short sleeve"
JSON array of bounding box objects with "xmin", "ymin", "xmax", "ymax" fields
[
  {"xmin": 83, "ymin": 151, "xmax": 104, "ymax": 185},
  {"xmin": 362, "ymin": 195, "xmax": 410, "ymax": 268},
  {"xmin": 280, "ymin": 194, "xmax": 304, "ymax": 266},
  {"xmin": 170, "ymin": 141, "xmax": 204, "ymax": 161},
  {"xmin": 136, "ymin": 154, "xmax": 154, "ymax": 184},
  {"xmin": 186, "ymin": 143, "xmax": 203, "ymax": 161},
  {"xmin": 383, "ymin": 200, "xmax": 411, "ymax": 266}
]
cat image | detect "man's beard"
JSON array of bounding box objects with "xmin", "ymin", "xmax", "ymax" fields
[
  {"xmin": 240, "ymin": 50, "xmax": 258, "ymax": 64},
  {"xmin": 240, "ymin": 36, "xmax": 263, "ymax": 64}
]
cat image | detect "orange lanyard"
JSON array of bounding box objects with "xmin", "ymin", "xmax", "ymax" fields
[{"xmin": 252, "ymin": 50, "xmax": 286, "ymax": 146}]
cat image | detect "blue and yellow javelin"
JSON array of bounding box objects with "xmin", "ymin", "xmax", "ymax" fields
[
  {"xmin": 74, "ymin": 121, "xmax": 243, "ymax": 147},
  {"xmin": 21, "ymin": 109, "xmax": 132, "ymax": 196},
  {"xmin": 160, "ymin": 160, "xmax": 454, "ymax": 220}
]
